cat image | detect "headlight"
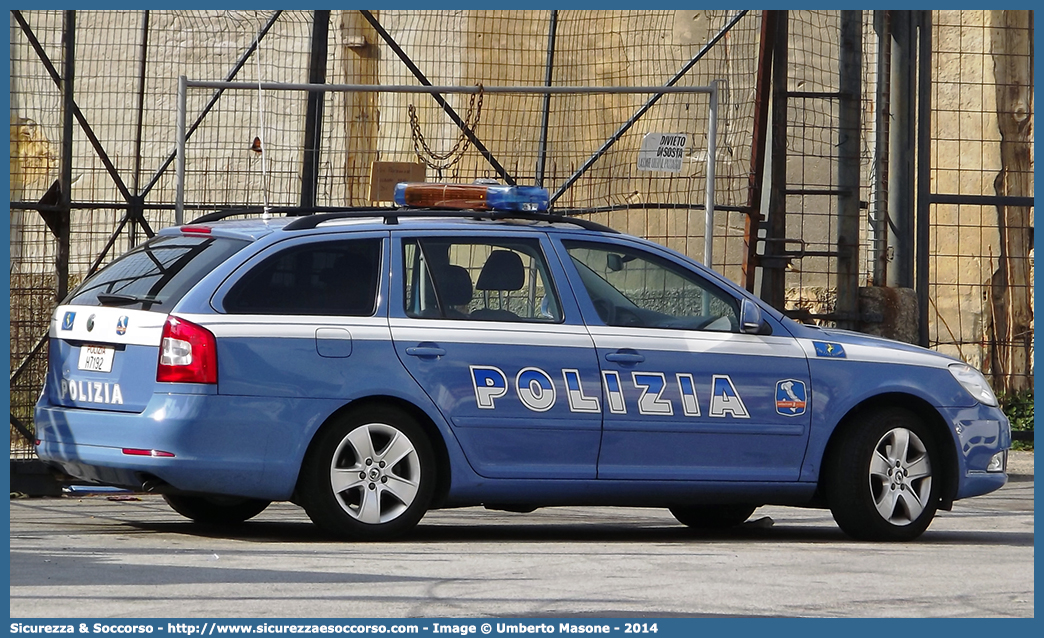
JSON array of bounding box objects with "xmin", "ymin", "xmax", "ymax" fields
[{"xmin": 948, "ymin": 363, "xmax": 999, "ymax": 407}]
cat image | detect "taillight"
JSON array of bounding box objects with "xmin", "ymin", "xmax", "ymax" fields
[{"xmin": 157, "ymin": 315, "xmax": 217, "ymax": 384}]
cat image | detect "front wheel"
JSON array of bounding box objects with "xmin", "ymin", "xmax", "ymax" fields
[
  {"xmin": 825, "ymin": 407, "xmax": 941, "ymax": 541},
  {"xmin": 670, "ymin": 504, "xmax": 757, "ymax": 529},
  {"xmin": 163, "ymin": 494, "xmax": 271, "ymax": 525},
  {"xmin": 298, "ymin": 406, "xmax": 436, "ymax": 540}
]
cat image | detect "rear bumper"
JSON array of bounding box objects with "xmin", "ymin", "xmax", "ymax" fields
[{"xmin": 35, "ymin": 392, "xmax": 339, "ymax": 501}]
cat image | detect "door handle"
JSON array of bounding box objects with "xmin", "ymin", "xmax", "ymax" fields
[
  {"xmin": 405, "ymin": 345, "xmax": 446, "ymax": 358},
  {"xmin": 604, "ymin": 349, "xmax": 645, "ymax": 364}
]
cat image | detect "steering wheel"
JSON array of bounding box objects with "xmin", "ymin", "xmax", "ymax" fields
[{"xmin": 593, "ymin": 300, "xmax": 644, "ymax": 327}]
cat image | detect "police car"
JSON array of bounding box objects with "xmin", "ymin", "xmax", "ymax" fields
[{"xmin": 35, "ymin": 182, "xmax": 1010, "ymax": 541}]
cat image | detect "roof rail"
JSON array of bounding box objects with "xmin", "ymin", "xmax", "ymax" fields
[
  {"xmin": 188, "ymin": 206, "xmax": 385, "ymax": 225},
  {"xmin": 281, "ymin": 208, "xmax": 619, "ymax": 233}
]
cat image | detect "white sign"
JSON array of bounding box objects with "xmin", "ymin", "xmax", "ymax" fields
[{"xmin": 637, "ymin": 133, "xmax": 688, "ymax": 173}]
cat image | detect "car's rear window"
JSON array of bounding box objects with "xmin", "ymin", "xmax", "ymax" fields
[
  {"xmin": 67, "ymin": 235, "xmax": 249, "ymax": 310},
  {"xmin": 223, "ymin": 238, "xmax": 381, "ymax": 316}
]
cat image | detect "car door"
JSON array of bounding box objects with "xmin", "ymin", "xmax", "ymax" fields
[
  {"xmin": 389, "ymin": 230, "xmax": 603, "ymax": 479},
  {"xmin": 209, "ymin": 232, "xmax": 392, "ymax": 400},
  {"xmin": 553, "ymin": 236, "xmax": 812, "ymax": 482}
]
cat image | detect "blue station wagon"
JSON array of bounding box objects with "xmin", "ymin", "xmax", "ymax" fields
[{"xmin": 35, "ymin": 183, "xmax": 1011, "ymax": 541}]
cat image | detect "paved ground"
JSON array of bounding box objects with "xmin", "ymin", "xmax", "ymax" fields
[
  {"xmin": 10, "ymin": 453, "xmax": 1034, "ymax": 618},
  {"xmin": 1007, "ymin": 449, "xmax": 1033, "ymax": 475}
]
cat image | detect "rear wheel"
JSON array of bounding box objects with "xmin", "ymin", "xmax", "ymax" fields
[
  {"xmin": 299, "ymin": 406, "xmax": 436, "ymax": 540},
  {"xmin": 825, "ymin": 407, "xmax": 940, "ymax": 541},
  {"xmin": 163, "ymin": 494, "xmax": 270, "ymax": 525},
  {"xmin": 670, "ymin": 504, "xmax": 757, "ymax": 529}
]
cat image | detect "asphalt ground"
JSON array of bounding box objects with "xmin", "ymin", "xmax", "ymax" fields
[{"xmin": 9, "ymin": 452, "xmax": 1034, "ymax": 618}]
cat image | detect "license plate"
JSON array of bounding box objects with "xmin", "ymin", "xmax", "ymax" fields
[{"xmin": 78, "ymin": 344, "xmax": 115, "ymax": 373}]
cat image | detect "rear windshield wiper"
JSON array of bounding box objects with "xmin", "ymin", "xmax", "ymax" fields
[{"xmin": 96, "ymin": 293, "xmax": 163, "ymax": 307}]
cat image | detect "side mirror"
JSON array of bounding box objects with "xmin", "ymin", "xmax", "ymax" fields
[
  {"xmin": 606, "ymin": 253, "xmax": 635, "ymax": 272},
  {"xmin": 740, "ymin": 298, "xmax": 768, "ymax": 334}
]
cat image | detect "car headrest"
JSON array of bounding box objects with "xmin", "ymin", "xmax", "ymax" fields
[
  {"xmin": 476, "ymin": 250, "xmax": 525, "ymax": 291},
  {"xmin": 438, "ymin": 265, "xmax": 473, "ymax": 307}
]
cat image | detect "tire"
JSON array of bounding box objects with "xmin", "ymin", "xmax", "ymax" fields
[
  {"xmin": 163, "ymin": 494, "xmax": 271, "ymax": 525},
  {"xmin": 298, "ymin": 406, "xmax": 436, "ymax": 540},
  {"xmin": 670, "ymin": 504, "xmax": 757, "ymax": 529},
  {"xmin": 824, "ymin": 407, "xmax": 941, "ymax": 541}
]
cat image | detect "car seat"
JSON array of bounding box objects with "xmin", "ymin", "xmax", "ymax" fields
[
  {"xmin": 471, "ymin": 250, "xmax": 524, "ymax": 321},
  {"xmin": 436, "ymin": 264, "xmax": 474, "ymax": 319}
]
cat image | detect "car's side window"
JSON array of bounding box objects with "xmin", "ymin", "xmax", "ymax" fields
[
  {"xmin": 403, "ymin": 238, "xmax": 562, "ymax": 323},
  {"xmin": 563, "ymin": 240, "xmax": 738, "ymax": 332},
  {"xmin": 224, "ymin": 239, "xmax": 381, "ymax": 316}
]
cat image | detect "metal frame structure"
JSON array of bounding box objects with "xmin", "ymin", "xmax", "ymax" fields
[
  {"xmin": 176, "ymin": 80, "xmax": 721, "ymax": 265},
  {"xmin": 10, "ymin": 9, "xmax": 1034, "ymax": 460},
  {"xmin": 756, "ymin": 10, "xmax": 864, "ymax": 329},
  {"xmin": 11, "ymin": 10, "xmax": 750, "ymax": 456}
]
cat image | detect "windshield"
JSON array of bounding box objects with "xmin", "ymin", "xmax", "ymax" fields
[{"xmin": 67, "ymin": 235, "xmax": 249, "ymax": 310}]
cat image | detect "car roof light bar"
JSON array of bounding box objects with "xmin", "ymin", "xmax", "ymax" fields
[{"xmin": 393, "ymin": 182, "xmax": 549, "ymax": 213}]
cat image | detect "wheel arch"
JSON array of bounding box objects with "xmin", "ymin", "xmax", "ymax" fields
[
  {"xmin": 293, "ymin": 395, "xmax": 453, "ymax": 509},
  {"xmin": 818, "ymin": 392, "xmax": 960, "ymax": 510}
]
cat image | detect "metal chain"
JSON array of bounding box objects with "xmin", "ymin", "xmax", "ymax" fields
[{"xmin": 408, "ymin": 85, "xmax": 483, "ymax": 179}]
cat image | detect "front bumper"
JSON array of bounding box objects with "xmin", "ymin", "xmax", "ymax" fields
[{"xmin": 939, "ymin": 403, "xmax": 1011, "ymax": 500}]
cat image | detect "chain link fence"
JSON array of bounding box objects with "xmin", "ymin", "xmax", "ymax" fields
[{"xmin": 927, "ymin": 10, "xmax": 1034, "ymax": 394}]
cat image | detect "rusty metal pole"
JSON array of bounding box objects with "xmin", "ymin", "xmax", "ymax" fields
[
  {"xmin": 176, "ymin": 75, "xmax": 186, "ymax": 225},
  {"xmin": 535, "ymin": 10, "xmax": 558, "ymax": 188},
  {"xmin": 871, "ymin": 10, "xmax": 892, "ymax": 287},
  {"xmin": 760, "ymin": 11, "xmax": 789, "ymax": 310},
  {"xmin": 742, "ymin": 10, "xmax": 777, "ymax": 292},
  {"xmin": 300, "ymin": 10, "xmax": 330, "ymax": 209},
  {"xmin": 837, "ymin": 10, "xmax": 863, "ymax": 329},
  {"xmin": 704, "ymin": 80, "xmax": 719, "ymax": 277},
  {"xmin": 129, "ymin": 10, "xmax": 150, "ymax": 248},
  {"xmin": 915, "ymin": 11, "xmax": 932, "ymax": 346},
  {"xmin": 887, "ymin": 11, "xmax": 916, "ymax": 289},
  {"xmin": 57, "ymin": 10, "xmax": 75, "ymax": 302}
]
